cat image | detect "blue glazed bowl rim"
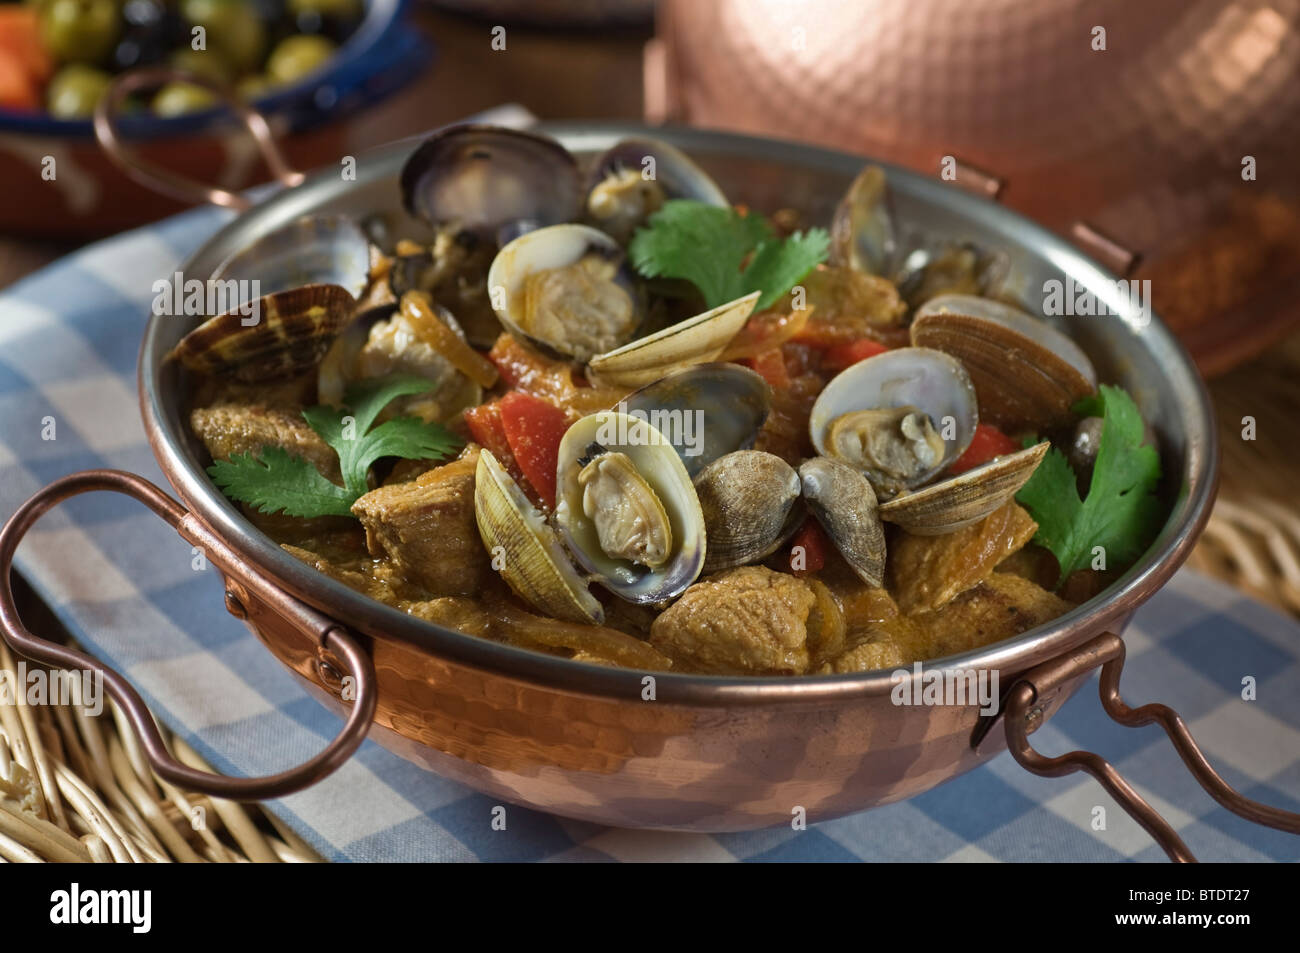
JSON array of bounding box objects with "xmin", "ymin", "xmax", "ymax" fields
[{"xmin": 0, "ymin": 0, "xmax": 410, "ymax": 139}]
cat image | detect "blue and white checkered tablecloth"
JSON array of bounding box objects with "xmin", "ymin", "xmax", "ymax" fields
[{"xmin": 2, "ymin": 177, "xmax": 1299, "ymax": 864}]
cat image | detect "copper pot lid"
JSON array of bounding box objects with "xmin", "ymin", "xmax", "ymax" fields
[{"xmin": 651, "ymin": 0, "xmax": 1300, "ymax": 375}]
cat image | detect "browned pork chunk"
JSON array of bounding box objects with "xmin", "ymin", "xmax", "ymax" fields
[
  {"xmin": 190, "ymin": 403, "xmax": 341, "ymax": 482},
  {"xmin": 887, "ymin": 501, "xmax": 1039, "ymax": 614},
  {"xmin": 909, "ymin": 571, "xmax": 1073, "ymax": 660},
  {"xmin": 822, "ymin": 571, "xmax": 1070, "ymax": 672},
  {"xmin": 350, "ymin": 450, "xmax": 487, "ymax": 596},
  {"xmin": 649, "ymin": 566, "xmax": 816, "ymax": 675}
]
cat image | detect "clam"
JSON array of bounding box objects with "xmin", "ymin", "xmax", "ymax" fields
[
  {"xmin": 617, "ymin": 362, "xmax": 772, "ymax": 477},
  {"xmin": 878, "ymin": 442, "xmax": 1050, "ymax": 535},
  {"xmin": 169, "ymin": 216, "xmax": 371, "ymax": 382},
  {"xmin": 364, "ymin": 227, "xmax": 503, "ymax": 349},
  {"xmin": 894, "ymin": 242, "xmax": 1009, "ymax": 311},
  {"xmin": 170, "ymin": 284, "xmax": 358, "ymax": 382},
  {"xmin": 400, "ymin": 124, "xmax": 581, "ymax": 244},
  {"xmin": 910, "ymin": 294, "xmax": 1097, "ymax": 431},
  {"xmin": 694, "ymin": 451, "xmax": 803, "ymax": 572},
  {"xmin": 584, "ymin": 137, "xmax": 728, "ymax": 244},
  {"xmin": 829, "ymin": 165, "xmax": 896, "ymax": 277},
  {"xmin": 829, "ymin": 165, "xmax": 1008, "ymax": 308},
  {"xmin": 554, "ymin": 411, "xmax": 706, "ymax": 604},
  {"xmin": 486, "ymin": 223, "xmax": 645, "ymax": 362},
  {"xmin": 317, "ymin": 296, "xmax": 481, "ymax": 421},
  {"xmin": 809, "ymin": 347, "xmax": 978, "ymax": 497},
  {"xmin": 474, "ymin": 449, "xmax": 605, "ymax": 625},
  {"xmin": 797, "ymin": 457, "xmax": 887, "ymax": 588},
  {"xmin": 585, "ymin": 292, "xmax": 758, "ymax": 388}
]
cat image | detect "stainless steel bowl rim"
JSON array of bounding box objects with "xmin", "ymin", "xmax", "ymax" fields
[{"xmin": 139, "ymin": 120, "xmax": 1218, "ymax": 705}]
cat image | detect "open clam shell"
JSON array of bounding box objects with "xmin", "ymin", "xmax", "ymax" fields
[
  {"xmin": 829, "ymin": 164, "xmax": 896, "ymax": 277},
  {"xmin": 878, "ymin": 441, "xmax": 1050, "ymax": 535},
  {"xmin": 400, "ymin": 124, "xmax": 581, "ymax": 242},
  {"xmin": 170, "ymin": 215, "xmax": 372, "ymax": 382},
  {"xmin": 798, "ymin": 457, "xmax": 887, "ymax": 588},
  {"xmin": 554, "ymin": 412, "xmax": 706, "ymax": 605},
  {"xmin": 584, "ymin": 136, "xmax": 728, "ymax": 243},
  {"xmin": 694, "ymin": 451, "xmax": 804, "ymax": 573},
  {"xmin": 474, "ymin": 448, "xmax": 605, "ymax": 625},
  {"xmin": 910, "ymin": 294, "xmax": 1097, "ymax": 431},
  {"xmin": 585, "ymin": 291, "xmax": 758, "ymax": 389},
  {"xmin": 169, "ymin": 284, "xmax": 357, "ymax": 382},
  {"xmin": 809, "ymin": 346, "xmax": 978, "ymax": 496},
  {"xmin": 487, "ymin": 223, "xmax": 645, "ymax": 363},
  {"xmin": 616, "ymin": 362, "xmax": 772, "ymax": 478}
]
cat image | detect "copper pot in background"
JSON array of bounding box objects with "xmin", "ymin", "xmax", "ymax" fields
[{"xmin": 650, "ymin": 0, "xmax": 1300, "ymax": 375}]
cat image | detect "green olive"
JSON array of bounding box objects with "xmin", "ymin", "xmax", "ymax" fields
[
  {"xmin": 38, "ymin": 0, "xmax": 121, "ymax": 66},
  {"xmin": 288, "ymin": 0, "xmax": 362, "ymax": 19},
  {"xmin": 152, "ymin": 81, "xmax": 218, "ymax": 117},
  {"xmin": 169, "ymin": 47, "xmax": 234, "ymax": 85},
  {"xmin": 46, "ymin": 64, "xmax": 113, "ymax": 119},
  {"xmin": 266, "ymin": 34, "xmax": 335, "ymax": 85},
  {"xmin": 181, "ymin": 0, "xmax": 267, "ymax": 76},
  {"xmin": 236, "ymin": 74, "xmax": 273, "ymax": 101}
]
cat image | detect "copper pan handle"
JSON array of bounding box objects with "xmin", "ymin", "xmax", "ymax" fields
[
  {"xmin": 999, "ymin": 632, "xmax": 1300, "ymax": 862},
  {"xmin": 93, "ymin": 67, "xmax": 305, "ymax": 211},
  {"xmin": 0, "ymin": 470, "xmax": 375, "ymax": 801}
]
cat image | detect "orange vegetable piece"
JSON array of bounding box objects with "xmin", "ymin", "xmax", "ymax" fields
[
  {"xmin": 0, "ymin": 8, "xmax": 52, "ymax": 87},
  {"xmin": 948, "ymin": 423, "xmax": 1019, "ymax": 475},
  {"xmin": 400, "ymin": 291, "xmax": 499, "ymax": 390},
  {"xmin": 498, "ymin": 392, "xmax": 570, "ymax": 508}
]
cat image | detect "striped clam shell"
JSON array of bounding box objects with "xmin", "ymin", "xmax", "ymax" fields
[{"xmin": 169, "ymin": 283, "xmax": 357, "ymax": 383}]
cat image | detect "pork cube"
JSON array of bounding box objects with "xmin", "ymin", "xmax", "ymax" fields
[
  {"xmin": 650, "ymin": 566, "xmax": 815, "ymax": 675},
  {"xmin": 350, "ymin": 451, "xmax": 486, "ymax": 596}
]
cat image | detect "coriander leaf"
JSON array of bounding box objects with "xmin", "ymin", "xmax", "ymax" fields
[
  {"xmin": 1016, "ymin": 385, "xmax": 1163, "ymax": 587},
  {"xmin": 210, "ymin": 373, "xmax": 465, "ymax": 519},
  {"xmin": 343, "ymin": 374, "xmax": 442, "ymax": 434},
  {"xmin": 629, "ymin": 199, "xmax": 828, "ymax": 310},
  {"xmin": 208, "ymin": 449, "xmax": 356, "ymax": 518},
  {"xmin": 305, "ymin": 374, "xmax": 462, "ymax": 498},
  {"xmin": 348, "ymin": 416, "xmax": 465, "ymax": 485},
  {"xmin": 744, "ymin": 229, "xmax": 832, "ymax": 310}
]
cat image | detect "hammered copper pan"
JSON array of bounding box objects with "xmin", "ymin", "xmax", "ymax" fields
[
  {"xmin": 650, "ymin": 0, "xmax": 1300, "ymax": 376},
  {"xmin": 2, "ymin": 98, "xmax": 1297, "ymax": 860}
]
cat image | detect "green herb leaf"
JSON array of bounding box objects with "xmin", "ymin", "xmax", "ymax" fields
[
  {"xmin": 629, "ymin": 199, "xmax": 829, "ymax": 311},
  {"xmin": 208, "ymin": 448, "xmax": 357, "ymax": 518},
  {"xmin": 1015, "ymin": 385, "xmax": 1163, "ymax": 587},
  {"xmin": 208, "ymin": 374, "xmax": 465, "ymax": 519}
]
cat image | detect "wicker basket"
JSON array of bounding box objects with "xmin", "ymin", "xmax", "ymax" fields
[
  {"xmin": 0, "ymin": 636, "xmax": 321, "ymax": 863},
  {"xmin": 1188, "ymin": 330, "xmax": 1300, "ymax": 616}
]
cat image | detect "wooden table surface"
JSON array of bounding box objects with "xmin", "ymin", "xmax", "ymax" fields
[{"xmin": 2, "ymin": 7, "xmax": 1297, "ymax": 615}]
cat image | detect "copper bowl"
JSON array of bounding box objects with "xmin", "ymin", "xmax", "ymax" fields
[
  {"xmin": 7, "ymin": 122, "xmax": 1294, "ymax": 861},
  {"xmin": 650, "ymin": 0, "xmax": 1300, "ymax": 377}
]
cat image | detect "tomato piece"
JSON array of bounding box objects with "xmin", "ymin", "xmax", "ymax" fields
[
  {"xmin": 743, "ymin": 348, "xmax": 790, "ymax": 390},
  {"xmin": 948, "ymin": 423, "xmax": 1019, "ymax": 474},
  {"xmin": 820, "ymin": 338, "xmax": 889, "ymax": 372},
  {"xmin": 0, "ymin": 51, "xmax": 39, "ymax": 111},
  {"xmin": 465, "ymin": 401, "xmax": 538, "ymax": 504},
  {"xmin": 498, "ymin": 391, "xmax": 569, "ymax": 508},
  {"xmin": 788, "ymin": 518, "xmax": 828, "ymax": 573},
  {"xmin": 720, "ymin": 307, "xmax": 812, "ymax": 361},
  {"xmin": 0, "ymin": 8, "xmax": 52, "ymax": 87}
]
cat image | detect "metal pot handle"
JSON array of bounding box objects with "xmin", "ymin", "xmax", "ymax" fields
[
  {"xmin": 0, "ymin": 470, "xmax": 376, "ymax": 800},
  {"xmin": 995, "ymin": 632, "xmax": 1300, "ymax": 862},
  {"xmin": 92, "ymin": 66, "xmax": 305, "ymax": 211}
]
